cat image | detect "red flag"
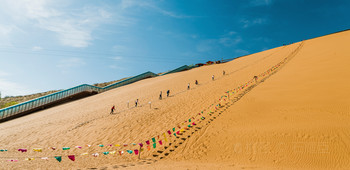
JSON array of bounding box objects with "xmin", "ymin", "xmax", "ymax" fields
[{"xmin": 68, "ymin": 155, "xmax": 75, "ymax": 161}]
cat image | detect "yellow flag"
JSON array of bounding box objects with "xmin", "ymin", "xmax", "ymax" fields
[
  {"xmin": 163, "ymin": 133, "xmax": 168, "ymax": 142},
  {"xmin": 33, "ymin": 148, "xmax": 42, "ymax": 152}
]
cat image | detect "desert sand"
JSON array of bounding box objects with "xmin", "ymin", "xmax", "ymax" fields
[{"xmin": 0, "ymin": 30, "xmax": 349, "ymax": 169}]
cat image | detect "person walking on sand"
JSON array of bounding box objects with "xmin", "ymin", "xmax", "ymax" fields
[
  {"xmin": 187, "ymin": 83, "xmax": 190, "ymax": 90},
  {"xmin": 159, "ymin": 91, "xmax": 162, "ymax": 100},
  {"xmin": 110, "ymin": 105, "xmax": 115, "ymax": 114},
  {"xmin": 254, "ymin": 76, "xmax": 258, "ymax": 83},
  {"xmin": 223, "ymin": 70, "xmax": 225, "ymax": 75},
  {"xmin": 195, "ymin": 80, "xmax": 198, "ymax": 85},
  {"xmin": 212, "ymin": 75, "xmax": 215, "ymax": 81},
  {"xmin": 167, "ymin": 90, "xmax": 170, "ymax": 97},
  {"xmin": 135, "ymin": 99, "xmax": 139, "ymax": 107}
]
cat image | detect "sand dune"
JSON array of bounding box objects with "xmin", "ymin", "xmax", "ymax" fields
[{"xmin": 0, "ymin": 30, "xmax": 349, "ymax": 169}]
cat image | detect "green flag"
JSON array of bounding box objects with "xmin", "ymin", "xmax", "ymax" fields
[
  {"xmin": 62, "ymin": 147, "xmax": 70, "ymax": 150},
  {"xmin": 55, "ymin": 156, "xmax": 62, "ymax": 162}
]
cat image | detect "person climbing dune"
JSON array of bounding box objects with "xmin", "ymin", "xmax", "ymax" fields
[
  {"xmin": 254, "ymin": 76, "xmax": 258, "ymax": 83},
  {"xmin": 110, "ymin": 105, "xmax": 115, "ymax": 114},
  {"xmin": 135, "ymin": 99, "xmax": 139, "ymax": 107}
]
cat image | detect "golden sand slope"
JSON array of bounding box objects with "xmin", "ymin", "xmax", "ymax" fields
[
  {"xmin": 0, "ymin": 30, "xmax": 349, "ymax": 169},
  {"xmin": 141, "ymin": 32, "xmax": 350, "ymax": 169}
]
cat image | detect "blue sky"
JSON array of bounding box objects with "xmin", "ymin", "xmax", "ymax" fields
[{"xmin": 0, "ymin": 0, "xmax": 349, "ymax": 97}]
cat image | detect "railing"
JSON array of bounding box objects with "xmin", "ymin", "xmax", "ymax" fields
[
  {"xmin": 103, "ymin": 71, "xmax": 158, "ymax": 91},
  {"xmin": 0, "ymin": 84, "xmax": 99, "ymax": 119},
  {"xmin": 0, "ymin": 67, "xmax": 188, "ymax": 121},
  {"xmin": 160, "ymin": 65, "xmax": 192, "ymax": 76}
]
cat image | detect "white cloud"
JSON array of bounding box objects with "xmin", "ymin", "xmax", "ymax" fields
[
  {"xmin": 112, "ymin": 45, "xmax": 128, "ymax": 53},
  {"xmin": 109, "ymin": 55, "xmax": 124, "ymax": 70},
  {"xmin": 191, "ymin": 34, "xmax": 198, "ymax": 39},
  {"xmin": 254, "ymin": 37, "xmax": 272, "ymax": 43},
  {"xmin": 0, "ymin": 70, "xmax": 10, "ymax": 77},
  {"xmin": 109, "ymin": 65, "xmax": 124, "ymax": 70},
  {"xmin": 32, "ymin": 46, "xmax": 43, "ymax": 51},
  {"xmin": 181, "ymin": 51, "xmax": 200, "ymax": 58},
  {"xmin": 241, "ymin": 18, "xmax": 267, "ymax": 28},
  {"xmin": 120, "ymin": 0, "xmax": 188, "ymax": 18},
  {"xmin": 0, "ymin": 70, "xmax": 34, "ymax": 96},
  {"xmin": 219, "ymin": 36, "xmax": 242, "ymax": 47},
  {"xmin": 228, "ymin": 31, "xmax": 236, "ymax": 35},
  {"xmin": 0, "ymin": 78, "xmax": 35, "ymax": 97},
  {"xmin": 112, "ymin": 56, "xmax": 123, "ymax": 60},
  {"xmin": 250, "ymin": 0, "xmax": 272, "ymax": 6},
  {"xmin": 196, "ymin": 40, "xmax": 215, "ymax": 52},
  {"xmin": 197, "ymin": 31, "xmax": 243, "ymax": 52},
  {"xmin": 0, "ymin": 0, "xmax": 115, "ymax": 48},
  {"xmin": 120, "ymin": 0, "xmax": 141, "ymax": 9},
  {"xmin": 0, "ymin": 25, "xmax": 15, "ymax": 36},
  {"xmin": 0, "ymin": 25, "xmax": 22, "ymax": 46},
  {"xmin": 155, "ymin": 7, "xmax": 189, "ymax": 18},
  {"xmin": 42, "ymin": 19, "xmax": 93, "ymax": 48},
  {"xmin": 56, "ymin": 57, "xmax": 86, "ymax": 68},
  {"xmin": 0, "ymin": 0, "xmax": 178, "ymax": 49}
]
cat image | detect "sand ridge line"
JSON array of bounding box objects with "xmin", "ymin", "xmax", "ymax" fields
[
  {"xmin": 67, "ymin": 47, "xmax": 289, "ymax": 133},
  {"xmin": 67, "ymin": 44, "xmax": 296, "ymax": 134}
]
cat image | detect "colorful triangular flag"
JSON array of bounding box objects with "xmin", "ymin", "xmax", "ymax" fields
[
  {"xmin": 68, "ymin": 155, "xmax": 75, "ymax": 161},
  {"xmin": 55, "ymin": 156, "xmax": 62, "ymax": 162}
]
